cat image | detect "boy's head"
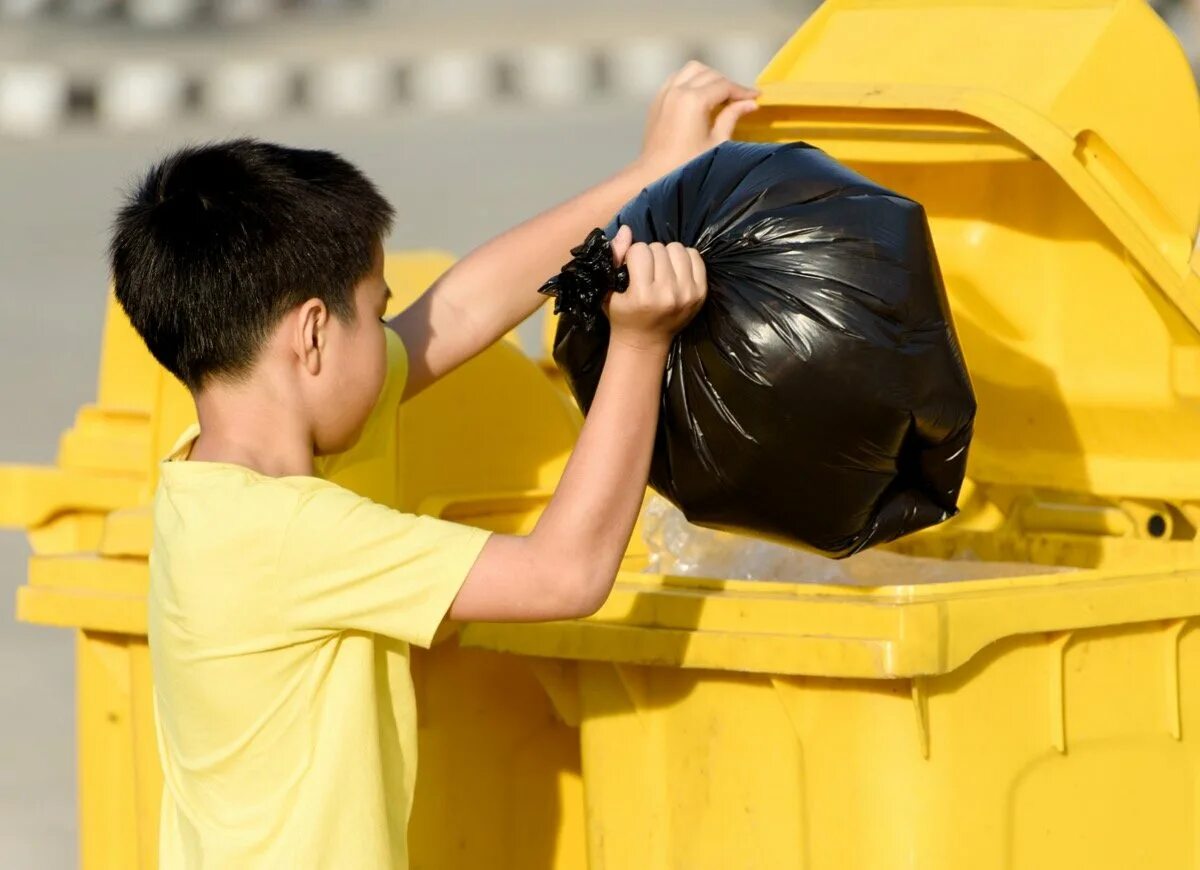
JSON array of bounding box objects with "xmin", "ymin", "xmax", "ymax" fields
[{"xmin": 111, "ymin": 138, "xmax": 395, "ymax": 454}]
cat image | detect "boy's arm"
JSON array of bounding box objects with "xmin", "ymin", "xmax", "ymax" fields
[
  {"xmin": 390, "ymin": 61, "xmax": 756, "ymax": 401},
  {"xmin": 449, "ymin": 234, "xmax": 707, "ymax": 622}
]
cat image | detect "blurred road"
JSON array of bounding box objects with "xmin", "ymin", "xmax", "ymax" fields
[{"xmin": 0, "ymin": 101, "xmax": 646, "ymax": 868}]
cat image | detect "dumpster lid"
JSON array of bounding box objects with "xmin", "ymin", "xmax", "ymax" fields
[
  {"xmin": 737, "ymin": 0, "xmax": 1200, "ymax": 503},
  {"xmin": 461, "ymin": 563, "xmax": 1200, "ymax": 679},
  {"xmin": 755, "ymin": 0, "xmax": 1200, "ymax": 272}
]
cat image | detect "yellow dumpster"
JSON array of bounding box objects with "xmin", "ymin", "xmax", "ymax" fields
[
  {"xmin": 4, "ymin": 253, "xmax": 590, "ymax": 869},
  {"xmin": 463, "ymin": 1, "xmax": 1200, "ymax": 868}
]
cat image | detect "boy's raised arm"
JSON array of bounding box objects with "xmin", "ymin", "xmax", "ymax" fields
[
  {"xmin": 448, "ymin": 232, "xmax": 708, "ymax": 623},
  {"xmin": 390, "ymin": 61, "xmax": 756, "ymax": 400}
]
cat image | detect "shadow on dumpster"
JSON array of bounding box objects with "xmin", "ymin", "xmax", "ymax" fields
[
  {"xmin": 947, "ymin": 271, "xmax": 1091, "ymax": 498},
  {"xmin": 409, "ymin": 638, "xmax": 582, "ymax": 870}
]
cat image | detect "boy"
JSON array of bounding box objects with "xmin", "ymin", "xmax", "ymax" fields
[{"xmin": 111, "ymin": 63, "xmax": 757, "ymax": 868}]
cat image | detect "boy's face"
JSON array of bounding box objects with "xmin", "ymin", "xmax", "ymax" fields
[{"xmin": 309, "ymin": 244, "xmax": 391, "ymax": 455}]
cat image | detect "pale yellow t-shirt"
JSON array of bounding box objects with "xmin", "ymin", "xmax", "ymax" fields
[{"xmin": 149, "ymin": 331, "xmax": 490, "ymax": 869}]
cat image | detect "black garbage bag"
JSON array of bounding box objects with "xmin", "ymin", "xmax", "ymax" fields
[{"xmin": 542, "ymin": 141, "xmax": 975, "ymax": 557}]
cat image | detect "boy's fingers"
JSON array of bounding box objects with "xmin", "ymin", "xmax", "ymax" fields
[
  {"xmin": 687, "ymin": 249, "xmax": 707, "ymax": 306},
  {"xmin": 626, "ymin": 242, "xmax": 654, "ymax": 285},
  {"xmin": 685, "ymin": 69, "xmax": 724, "ymax": 90},
  {"xmin": 694, "ymin": 78, "xmax": 756, "ymax": 110},
  {"xmin": 610, "ymin": 225, "xmax": 634, "ymax": 266},
  {"xmin": 729, "ymin": 81, "xmax": 760, "ymax": 101},
  {"xmin": 648, "ymin": 242, "xmax": 670, "ymax": 267},
  {"xmin": 712, "ymin": 99, "xmax": 760, "ymax": 141},
  {"xmin": 666, "ymin": 242, "xmax": 694, "ymax": 286},
  {"xmin": 648, "ymin": 243, "xmax": 674, "ymax": 294},
  {"xmin": 688, "ymin": 248, "xmax": 707, "ymax": 293},
  {"xmin": 672, "ymin": 60, "xmax": 711, "ymax": 86}
]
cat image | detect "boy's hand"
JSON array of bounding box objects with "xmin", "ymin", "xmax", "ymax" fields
[
  {"xmin": 636, "ymin": 61, "xmax": 759, "ymax": 179},
  {"xmin": 394, "ymin": 65, "xmax": 741, "ymax": 403},
  {"xmin": 451, "ymin": 225, "xmax": 708, "ymax": 624},
  {"xmin": 605, "ymin": 225, "xmax": 707, "ymax": 352}
]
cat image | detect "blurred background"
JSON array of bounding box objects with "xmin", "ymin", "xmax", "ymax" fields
[{"xmin": 1, "ymin": 0, "xmax": 1198, "ymax": 866}]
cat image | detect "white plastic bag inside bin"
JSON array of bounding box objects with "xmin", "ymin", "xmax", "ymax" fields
[{"xmin": 642, "ymin": 496, "xmax": 1072, "ymax": 585}]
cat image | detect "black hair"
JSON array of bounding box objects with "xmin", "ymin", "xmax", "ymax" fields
[{"xmin": 110, "ymin": 138, "xmax": 394, "ymax": 390}]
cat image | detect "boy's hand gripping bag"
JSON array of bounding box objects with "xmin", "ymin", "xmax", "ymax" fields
[{"xmin": 542, "ymin": 142, "xmax": 976, "ymax": 558}]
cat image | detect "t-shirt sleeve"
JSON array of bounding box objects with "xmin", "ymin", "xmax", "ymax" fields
[
  {"xmin": 377, "ymin": 327, "xmax": 409, "ymax": 414},
  {"xmin": 275, "ymin": 482, "xmax": 490, "ymax": 647}
]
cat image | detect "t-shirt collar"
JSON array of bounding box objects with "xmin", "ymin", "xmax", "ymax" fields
[{"xmin": 166, "ymin": 424, "xmax": 201, "ymax": 463}]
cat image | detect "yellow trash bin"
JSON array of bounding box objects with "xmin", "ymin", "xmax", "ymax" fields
[
  {"xmin": 5, "ymin": 253, "xmax": 589, "ymax": 870},
  {"xmin": 463, "ymin": 2, "xmax": 1200, "ymax": 868}
]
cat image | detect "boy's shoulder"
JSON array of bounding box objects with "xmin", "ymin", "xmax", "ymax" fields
[
  {"xmin": 155, "ymin": 428, "xmax": 367, "ymax": 543},
  {"xmin": 158, "ymin": 456, "xmax": 364, "ymax": 523},
  {"xmin": 151, "ymin": 443, "xmax": 389, "ymax": 621}
]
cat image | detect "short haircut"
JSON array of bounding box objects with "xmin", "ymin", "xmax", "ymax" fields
[{"xmin": 110, "ymin": 138, "xmax": 394, "ymax": 389}]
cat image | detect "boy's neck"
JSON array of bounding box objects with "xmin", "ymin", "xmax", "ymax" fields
[{"xmin": 190, "ymin": 380, "xmax": 316, "ymax": 478}]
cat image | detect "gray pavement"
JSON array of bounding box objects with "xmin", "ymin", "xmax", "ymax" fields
[{"xmin": 0, "ymin": 101, "xmax": 646, "ymax": 868}]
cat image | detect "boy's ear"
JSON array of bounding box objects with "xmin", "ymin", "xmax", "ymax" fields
[{"xmin": 295, "ymin": 298, "xmax": 328, "ymax": 376}]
